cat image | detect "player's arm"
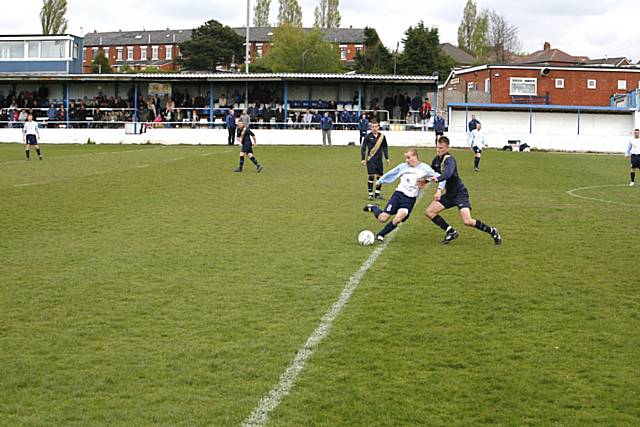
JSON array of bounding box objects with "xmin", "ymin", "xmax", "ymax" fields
[
  {"xmin": 434, "ymin": 157, "xmax": 455, "ymax": 183},
  {"xmin": 35, "ymin": 123, "xmax": 40, "ymax": 139},
  {"xmin": 360, "ymin": 138, "xmax": 367, "ymax": 165},
  {"xmin": 377, "ymin": 163, "xmax": 405, "ymax": 185},
  {"xmin": 251, "ymin": 132, "xmax": 257, "ymax": 146},
  {"xmin": 625, "ymin": 142, "xmax": 632, "ymax": 157},
  {"xmin": 383, "ymin": 137, "xmax": 390, "ymax": 163}
]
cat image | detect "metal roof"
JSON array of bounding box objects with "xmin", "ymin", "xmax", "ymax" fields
[
  {"xmin": 0, "ymin": 72, "xmax": 436, "ymax": 84},
  {"xmin": 448, "ymin": 102, "xmax": 634, "ymax": 114}
]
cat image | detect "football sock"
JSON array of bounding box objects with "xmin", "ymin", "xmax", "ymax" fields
[
  {"xmin": 371, "ymin": 205, "xmax": 383, "ymax": 218},
  {"xmin": 250, "ymin": 157, "xmax": 259, "ymax": 166},
  {"xmin": 238, "ymin": 157, "xmax": 245, "ymax": 169},
  {"xmin": 368, "ymin": 175, "xmax": 374, "ymax": 195},
  {"xmin": 632, "ymin": 171, "xmax": 636, "ymax": 183},
  {"xmin": 375, "ymin": 183, "xmax": 382, "ymax": 195},
  {"xmin": 377, "ymin": 221, "xmax": 397, "ymax": 238},
  {"xmin": 431, "ymin": 215, "xmax": 450, "ymax": 231},
  {"xmin": 25, "ymin": 150, "xmax": 30, "ymax": 159},
  {"xmin": 474, "ymin": 219, "xmax": 492, "ymax": 233},
  {"xmin": 36, "ymin": 148, "xmax": 41, "ymax": 157},
  {"xmin": 474, "ymin": 157, "xmax": 480, "ymax": 168}
]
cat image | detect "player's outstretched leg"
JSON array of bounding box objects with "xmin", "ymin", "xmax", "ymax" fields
[
  {"xmin": 375, "ymin": 209, "xmax": 408, "ymax": 241},
  {"xmin": 425, "ymin": 201, "xmax": 458, "ymax": 244},
  {"xmin": 460, "ymin": 208, "xmax": 501, "ymax": 245}
]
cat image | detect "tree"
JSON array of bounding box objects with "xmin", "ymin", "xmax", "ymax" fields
[
  {"xmin": 278, "ymin": 0, "xmax": 302, "ymax": 26},
  {"xmin": 471, "ymin": 11, "xmax": 489, "ymax": 63},
  {"xmin": 40, "ymin": 0, "xmax": 68, "ymax": 35},
  {"xmin": 487, "ymin": 11, "xmax": 521, "ymax": 63},
  {"xmin": 354, "ymin": 27, "xmax": 393, "ymax": 74},
  {"xmin": 457, "ymin": 0, "xmax": 489, "ymax": 62},
  {"xmin": 398, "ymin": 22, "xmax": 455, "ymax": 78},
  {"xmin": 258, "ymin": 24, "xmax": 341, "ymax": 73},
  {"xmin": 314, "ymin": 0, "xmax": 341, "ymax": 29},
  {"xmin": 90, "ymin": 51, "xmax": 113, "ymax": 74},
  {"xmin": 179, "ymin": 20, "xmax": 244, "ymax": 71},
  {"xmin": 253, "ymin": 0, "xmax": 271, "ymax": 27}
]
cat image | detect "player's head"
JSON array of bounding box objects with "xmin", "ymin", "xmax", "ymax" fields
[
  {"xmin": 370, "ymin": 118, "xmax": 379, "ymax": 133},
  {"xmin": 237, "ymin": 120, "xmax": 244, "ymax": 128},
  {"xmin": 27, "ymin": 113, "xmax": 33, "ymax": 121},
  {"xmin": 404, "ymin": 148, "xmax": 419, "ymax": 167},
  {"xmin": 635, "ymin": 128, "xmax": 639, "ymax": 138},
  {"xmin": 476, "ymin": 122, "xmax": 482, "ymax": 130},
  {"xmin": 436, "ymin": 136, "xmax": 450, "ymax": 156}
]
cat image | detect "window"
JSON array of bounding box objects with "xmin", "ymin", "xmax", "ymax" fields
[
  {"xmin": 152, "ymin": 45, "xmax": 159, "ymax": 60},
  {"xmin": 618, "ymin": 80, "xmax": 627, "ymax": 90},
  {"xmin": 140, "ymin": 46, "xmax": 147, "ymax": 61},
  {"xmin": 92, "ymin": 47, "xmax": 98, "ymax": 59},
  {"xmin": 510, "ymin": 77, "xmax": 537, "ymax": 95},
  {"xmin": 40, "ymin": 40, "xmax": 66, "ymax": 58},
  {"xmin": 127, "ymin": 46, "xmax": 133, "ymax": 61},
  {"xmin": 484, "ymin": 78, "xmax": 490, "ymax": 93},
  {"xmin": 73, "ymin": 42, "xmax": 79, "ymax": 59},
  {"xmin": 116, "ymin": 47, "xmax": 123, "ymax": 61},
  {"xmin": 587, "ymin": 79, "xmax": 597, "ymax": 89},
  {"xmin": 0, "ymin": 41, "xmax": 25, "ymax": 59},
  {"xmin": 467, "ymin": 82, "xmax": 478, "ymax": 91},
  {"xmin": 104, "ymin": 46, "xmax": 110, "ymax": 59},
  {"xmin": 165, "ymin": 45, "xmax": 172, "ymax": 60},
  {"xmin": 355, "ymin": 44, "xmax": 363, "ymax": 55},
  {"xmin": 28, "ymin": 41, "xmax": 40, "ymax": 58},
  {"xmin": 256, "ymin": 43, "xmax": 263, "ymax": 58},
  {"xmin": 555, "ymin": 78, "xmax": 564, "ymax": 89},
  {"xmin": 340, "ymin": 45, "xmax": 347, "ymax": 61}
]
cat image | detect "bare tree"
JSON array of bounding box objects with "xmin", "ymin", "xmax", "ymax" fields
[
  {"xmin": 40, "ymin": 0, "xmax": 68, "ymax": 35},
  {"xmin": 314, "ymin": 0, "xmax": 341, "ymax": 29},
  {"xmin": 487, "ymin": 11, "xmax": 521, "ymax": 63},
  {"xmin": 253, "ymin": 0, "xmax": 271, "ymax": 27}
]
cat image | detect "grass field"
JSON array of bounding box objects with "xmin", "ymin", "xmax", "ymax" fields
[{"xmin": 0, "ymin": 143, "xmax": 638, "ymax": 426}]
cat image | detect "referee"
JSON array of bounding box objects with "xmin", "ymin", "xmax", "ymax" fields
[{"xmin": 23, "ymin": 113, "xmax": 43, "ymax": 160}]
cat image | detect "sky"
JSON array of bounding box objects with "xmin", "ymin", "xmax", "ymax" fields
[{"xmin": 2, "ymin": 0, "xmax": 639, "ymax": 62}]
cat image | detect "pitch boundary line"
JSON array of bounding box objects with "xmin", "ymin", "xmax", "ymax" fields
[
  {"xmin": 566, "ymin": 184, "xmax": 640, "ymax": 207},
  {"xmin": 242, "ymin": 226, "xmax": 401, "ymax": 426}
]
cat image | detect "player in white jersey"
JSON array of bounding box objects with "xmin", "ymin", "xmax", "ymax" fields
[
  {"xmin": 469, "ymin": 122, "xmax": 487, "ymax": 172},
  {"xmin": 625, "ymin": 128, "xmax": 640, "ymax": 186},
  {"xmin": 363, "ymin": 148, "xmax": 445, "ymax": 242},
  {"xmin": 23, "ymin": 113, "xmax": 43, "ymax": 160}
]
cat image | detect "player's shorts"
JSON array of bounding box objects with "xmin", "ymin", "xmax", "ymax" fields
[
  {"xmin": 435, "ymin": 131, "xmax": 444, "ymax": 137},
  {"xmin": 240, "ymin": 142, "xmax": 253, "ymax": 154},
  {"xmin": 366, "ymin": 159, "xmax": 384, "ymax": 176},
  {"xmin": 631, "ymin": 154, "xmax": 640, "ymax": 168},
  {"xmin": 439, "ymin": 189, "xmax": 472, "ymax": 210},
  {"xmin": 384, "ymin": 191, "xmax": 417, "ymax": 221},
  {"xmin": 472, "ymin": 145, "xmax": 482, "ymax": 154},
  {"xmin": 26, "ymin": 134, "xmax": 38, "ymax": 145}
]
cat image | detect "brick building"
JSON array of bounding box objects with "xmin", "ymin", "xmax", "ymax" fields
[{"xmin": 83, "ymin": 27, "xmax": 366, "ymax": 73}]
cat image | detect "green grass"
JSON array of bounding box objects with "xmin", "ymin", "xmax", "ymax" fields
[{"xmin": 0, "ymin": 143, "xmax": 638, "ymax": 426}]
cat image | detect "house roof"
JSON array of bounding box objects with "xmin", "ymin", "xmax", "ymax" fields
[
  {"xmin": 513, "ymin": 43, "xmax": 586, "ymax": 65},
  {"xmin": 587, "ymin": 57, "xmax": 630, "ymax": 66},
  {"xmin": 84, "ymin": 27, "xmax": 366, "ymax": 47},
  {"xmin": 439, "ymin": 43, "xmax": 475, "ymax": 65}
]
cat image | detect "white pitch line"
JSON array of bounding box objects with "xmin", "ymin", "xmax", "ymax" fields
[
  {"xmin": 136, "ymin": 164, "xmax": 150, "ymax": 168},
  {"xmin": 0, "ymin": 146, "xmax": 165, "ymax": 166},
  {"xmin": 242, "ymin": 229, "xmax": 399, "ymax": 427},
  {"xmin": 566, "ymin": 184, "xmax": 640, "ymax": 207},
  {"xmin": 14, "ymin": 182, "xmax": 38, "ymax": 187}
]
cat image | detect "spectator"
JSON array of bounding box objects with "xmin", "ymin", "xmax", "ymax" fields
[
  {"xmin": 274, "ymin": 106, "xmax": 285, "ymax": 129},
  {"xmin": 225, "ymin": 108, "xmax": 236, "ymax": 144},
  {"xmin": 240, "ymin": 109, "xmax": 250, "ymax": 129},
  {"xmin": 47, "ymin": 104, "xmax": 57, "ymax": 128},
  {"xmin": 421, "ymin": 97, "xmax": 432, "ymax": 131},
  {"xmin": 434, "ymin": 111, "xmax": 446, "ymax": 143},
  {"xmin": 358, "ymin": 112, "xmax": 369, "ymax": 145},
  {"xmin": 303, "ymin": 109, "xmax": 313, "ymax": 129},
  {"xmin": 320, "ymin": 111, "xmax": 334, "ymax": 146},
  {"xmin": 411, "ymin": 92, "xmax": 422, "ymax": 124}
]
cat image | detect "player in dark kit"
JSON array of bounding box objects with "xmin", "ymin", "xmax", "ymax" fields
[
  {"xmin": 424, "ymin": 136, "xmax": 502, "ymax": 245},
  {"xmin": 234, "ymin": 121, "xmax": 263, "ymax": 173},
  {"xmin": 361, "ymin": 119, "xmax": 389, "ymax": 200}
]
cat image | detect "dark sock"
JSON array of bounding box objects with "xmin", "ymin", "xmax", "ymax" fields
[
  {"xmin": 25, "ymin": 150, "xmax": 30, "ymax": 159},
  {"xmin": 238, "ymin": 157, "xmax": 245, "ymax": 169},
  {"xmin": 371, "ymin": 205, "xmax": 382, "ymax": 218},
  {"xmin": 36, "ymin": 148, "xmax": 41, "ymax": 156},
  {"xmin": 377, "ymin": 221, "xmax": 397, "ymax": 238},
  {"xmin": 474, "ymin": 219, "xmax": 492, "ymax": 234},
  {"xmin": 375, "ymin": 183, "xmax": 382, "ymax": 195},
  {"xmin": 431, "ymin": 215, "xmax": 450, "ymax": 231},
  {"xmin": 474, "ymin": 157, "xmax": 480, "ymax": 168},
  {"xmin": 250, "ymin": 157, "xmax": 259, "ymax": 166},
  {"xmin": 367, "ymin": 175, "xmax": 374, "ymax": 195},
  {"xmin": 632, "ymin": 172, "xmax": 636, "ymax": 183}
]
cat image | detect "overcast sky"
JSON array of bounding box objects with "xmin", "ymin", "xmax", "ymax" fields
[{"xmin": 2, "ymin": 0, "xmax": 639, "ymax": 61}]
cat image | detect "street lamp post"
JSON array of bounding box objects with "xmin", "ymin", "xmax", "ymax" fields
[{"xmin": 245, "ymin": 0, "xmax": 250, "ymax": 107}]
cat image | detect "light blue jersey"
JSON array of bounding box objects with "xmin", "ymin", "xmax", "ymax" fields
[{"xmin": 378, "ymin": 162, "xmax": 445, "ymax": 198}]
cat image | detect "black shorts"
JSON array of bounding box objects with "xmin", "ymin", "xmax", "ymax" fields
[
  {"xmin": 241, "ymin": 143, "xmax": 253, "ymax": 154},
  {"xmin": 367, "ymin": 159, "xmax": 384, "ymax": 176},
  {"xmin": 439, "ymin": 189, "xmax": 472, "ymax": 210},
  {"xmin": 435, "ymin": 131, "xmax": 444, "ymax": 136},
  {"xmin": 631, "ymin": 154, "xmax": 640, "ymax": 168},
  {"xmin": 26, "ymin": 134, "xmax": 38, "ymax": 145},
  {"xmin": 384, "ymin": 191, "xmax": 417, "ymax": 221},
  {"xmin": 472, "ymin": 146, "xmax": 482, "ymax": 154}
]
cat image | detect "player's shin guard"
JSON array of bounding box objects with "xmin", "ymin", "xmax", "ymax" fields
[
  {"xmin": 632, "ymin": 171, "xmax": 636, "ymax": 183},
  {"xmin": 367, "ymin": 175, "xmax": 374, "ymax": 196},
  {"xmin": 474, "ymin": 219, "xmax": 492, "ymax": 234},
  {"xmin": 431, "ymin": 215, "xmax": 450, "ymax": 231},
  {"xmin": 250, "ymin": 157, "xmax": 259, "ymax": 166},
  {"xmin": 375, "ymin": 182, "xmax": 382, "ymax": 196},
  {"xmin": 377, "ymin": 221, "xmax": 397, "ymax": 238},
  {"xmin": 36, "ymin": 148, "xmax": 41, "ymax": 157}
]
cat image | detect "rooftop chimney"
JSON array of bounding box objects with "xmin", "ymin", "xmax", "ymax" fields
[{"xmin": 543, "ymin": 42, "xmax": 551, "ymax": 51}]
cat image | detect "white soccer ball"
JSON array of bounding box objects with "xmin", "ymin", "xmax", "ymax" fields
[{"xmin": 358, "ymin": 230, "xmax": 375, "ymax": 246}]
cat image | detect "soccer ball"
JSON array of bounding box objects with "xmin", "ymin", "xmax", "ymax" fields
[{"xmin": 358, "ymin": 230, "xmax": 375, "ymax": 246}]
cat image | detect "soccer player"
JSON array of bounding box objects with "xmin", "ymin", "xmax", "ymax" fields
[
  {"xmin": 625, "ymin": 128, "xmax": 640, "ymax": 186},
  {"xmin": 234, "ymin": 120, "xmax": 263, "ymax": 173},
  {"xmin": 23, "ymin": 113, "xmax": 43, "ymax": 160},
  {"xmin": 363, "ymin": 148, "xmax": 444, "ymax": 242},
  {"xmin": 469, "ymin": 121, "xmax": 487, "ymax": 172},
  {"xmin": 361, "ymin": 118, "xmax": 390, "ymax": 200},
  {"xmin": 425, "ymin": 136, "xmax": 501, "ymax": 245}
]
